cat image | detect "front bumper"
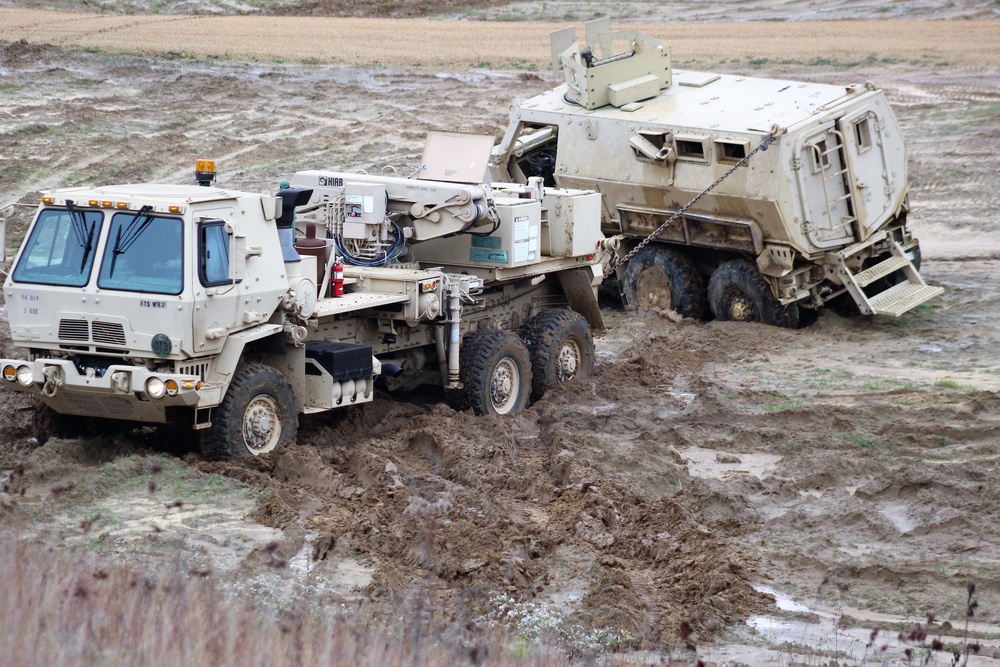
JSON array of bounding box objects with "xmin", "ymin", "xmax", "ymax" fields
[{"xmin": 0, "ymin": 358, "xmax": 201, "ymax": 423}]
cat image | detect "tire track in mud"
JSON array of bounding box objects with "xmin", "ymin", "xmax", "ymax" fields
[{"xmin": 193, "ymin": 355, "xmax": 775, "ymax": 646}]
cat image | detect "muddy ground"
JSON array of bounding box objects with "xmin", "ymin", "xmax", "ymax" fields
[{"xmin": 1, "ymin": 7, "xmax": 999, "ymax": 664}]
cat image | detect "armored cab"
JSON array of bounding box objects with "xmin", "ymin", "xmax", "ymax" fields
[{"xmin": 490, "ymin": 19, "xmax": 942, "ymax": 326}]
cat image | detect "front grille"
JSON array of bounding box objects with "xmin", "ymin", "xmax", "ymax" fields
[
  {"xmin": 176, "ymin": 361, "xmax": 210, "ymax": 381},
  {"xmin": 58, "ymin": 319, "xmax": 89, "ymax": 341},
  {"xmin": 92, "ymin": 321, "xmax": 126, "ymax": 346}
]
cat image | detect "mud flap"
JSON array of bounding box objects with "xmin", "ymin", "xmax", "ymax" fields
[{"xmin": 557, "ymin": 266, "xmax": 605, "ymax": 332}]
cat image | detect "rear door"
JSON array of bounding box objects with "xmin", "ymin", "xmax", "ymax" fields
[
  {"xmin": 838, "ymin": 108, "xmax": 892, "ymax": 240},
  {"xmin": 794, "ymin": 122, "xmax": 857, "ymax": 249}
]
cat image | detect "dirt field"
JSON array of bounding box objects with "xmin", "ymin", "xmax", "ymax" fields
[
  {"xmin": 1, "ymin": 6, "xmax": 1000, "ymax": 664},
  {"xmin": 3, "ymin": 9, "xmax": 1000, "ymax": 68}
]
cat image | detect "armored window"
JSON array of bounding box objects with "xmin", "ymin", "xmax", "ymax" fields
[
  {"xmin": 853, "ymin": 116, "xmax": 872, "ymax": 153},
  {"xmin": 97, "ymin": 212, "xmax": 183, "ymax": 295},
  {"xmin": 199, "ymin": 221, "xmax": 232, "ymax": 287},
  {"xmin": 12, "ymin": 208, "xmax": 104, "ymax": 287},
  {"xmin": 810, "ymin": 139, "xmax": 832, "ymax": 173},
  {"xmin": 675, "ymin": 136, "xmax": 710, "ymax": 164},
  {"xmin": 715, "ymin": 140, "xmax": 750, "ymax": 165},
  {"xmin": 630, "ymin": 130, "xmax": 674, "ymax": 163}
]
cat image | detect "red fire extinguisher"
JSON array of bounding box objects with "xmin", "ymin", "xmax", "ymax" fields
[{"xmin": 332, "ymin": 259, "xmax": 344, "ymax": 297}]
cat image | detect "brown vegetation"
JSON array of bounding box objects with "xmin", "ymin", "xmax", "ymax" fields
[
  {"xmin": 0, "ymin": 539, "xmax": 579, "ymax": 666},
  {"xmin": 1, "ymin": 10, "xmax": 998, "ymax": 68},
  {"xmin": 268, "ymin": 0, "xmax": 496, "ymax": 18}
]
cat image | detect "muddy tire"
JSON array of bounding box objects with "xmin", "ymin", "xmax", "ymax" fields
[
  {"xmin": 449, "ymin": 330, "xmax": 532, "ymax": 416},
  {"xmin": 201, "ymin": 363, "xmax": 297, "ymax": 459},
  {"xmin": 708, "ymin": 260, "xmax": 800, "ymax": 328},
  {"xmin": 521, "ymin": 309, "xmax": 595, "ymax": 403},
  {"xmin": 33, "ymin": 403, "xmax": 83, "ymax": 445},
  {"xmin": 622, "ymin": 246, "xmax": 708, "ymax": 319}
]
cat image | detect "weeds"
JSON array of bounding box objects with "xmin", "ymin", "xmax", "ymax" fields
[
  {"xmin": 479, "ymin": 594, "xmax": 633, "ymax": 657},
  {"xmin": 0, "ymin": 538, "xmax": 614, "ymax": 666},
  {"xmin": 838, "ymin": 432, "xmax": 876, "ymax": 449}
]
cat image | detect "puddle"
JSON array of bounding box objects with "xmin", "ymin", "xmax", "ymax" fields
[
  {"xmin": 740, "ymin": 585, "xmax": 1000, "ymax": 665},
  {"xmin": 682, "ymin": 446, "xmax": 782, "ymax": 480},
  {"xmin": 288, "ymin": 531, "xmax": 318, "ymax": 576},
  {"xmin": 879, "ymin": 501, "xmax": 918, "ymax": 534},
  {"xmin": 754, "ymin": 585, "xmax": 811, "ymax": 613}
]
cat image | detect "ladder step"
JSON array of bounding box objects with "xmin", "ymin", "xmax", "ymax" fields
[
  {"xmin": 837, "ymin": 230, "xmax": 888, "ymax": 260},
  {"xmin": 869, "ymin": 283, "xmax": 945, "ymax": 317},
  {"xmin": 853, "ymin": 255, "xmax": 909, "ymax": 287}
]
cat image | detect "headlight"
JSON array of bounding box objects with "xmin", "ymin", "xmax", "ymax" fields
[
  {"xmin": 3, "ymin": 365, "xmax": 16, "ymax": 382},
  {"xmin": 145, "ymin": 377, "xmax": 166, "ymax": 399},
  {"xmin": 165, "ymin": 379, "xmax": 179, "ymax": 397},
  {"xmin": 16, "ymin": 365, "xmax": 33, "ymax": 386}
]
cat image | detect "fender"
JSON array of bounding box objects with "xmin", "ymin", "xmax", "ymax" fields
[{"xmin": 201, "ymin": 324, "xmax": 284, "ymax": 406}]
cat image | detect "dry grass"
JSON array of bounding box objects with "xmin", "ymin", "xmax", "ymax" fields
[
  {"xmin": 0, "ymin": 537, "xmax": 587, "ymax": 667},
  {"xmin": 1, "ymin": 10, "xmax": 998, "ymax": 67}
]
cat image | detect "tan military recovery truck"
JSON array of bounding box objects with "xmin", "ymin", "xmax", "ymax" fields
[
  {"xmin": 490, "ymin": 20, "xmax": 943, "ymax": 327},
  {"xmin": 0, "ymin": 133, "xmax": 605, "ymax": 457}
]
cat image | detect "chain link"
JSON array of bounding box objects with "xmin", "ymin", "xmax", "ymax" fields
[{"xmin": 608, "ymin": 125, "xmax": 783, "ymax": 272}]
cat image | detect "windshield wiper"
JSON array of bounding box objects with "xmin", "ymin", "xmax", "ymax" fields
[
  {"xmin": 108, "ymin": 205, "xmax": 154, "ymax": 278},
  {"xmin": 64, "ymin": 200, "xmax": 95, "ymax": 272}
]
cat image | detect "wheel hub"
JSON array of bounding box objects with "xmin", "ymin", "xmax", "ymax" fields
[
  {"xmin": 490, "ymin": 357, "xmax": 520, "ymax": 414},
  {"xmin": 729, "ymin": 294, "xmax": 756, "ymax": 321},
  {"xmin": 556, "ymin": 340, "xmax": 582, "ymax": 381},
  {"xmin": 635, "ymin": 268, "xmax": 672, "ymax": 311},
  {"xmin": 243, "ymin": 395, "xmax": 280, "ymax": 453}
]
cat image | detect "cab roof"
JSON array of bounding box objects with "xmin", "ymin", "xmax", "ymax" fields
[
  {"xmin": 520, "ymin": 70, "xmax": 867, "ymax": 136},
  {"xmin": 45, "ymin": 184, "xmax": 248, "ymax": 205}
]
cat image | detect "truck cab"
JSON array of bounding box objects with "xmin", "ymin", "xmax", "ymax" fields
[{"xmin": 3, "ymin": 185, "xmax": 286, "ymax": 424}]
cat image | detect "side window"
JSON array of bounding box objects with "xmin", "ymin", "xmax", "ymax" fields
[
  {"xmin": 630, "ymin": 130, "xmax": 675, "ymax": 164},
  {"xmin": 715, "ymin": 139, "xmax": 750, "ymax": 165},
  {"xmin": 509, "ymin": 124, "xmax": 558, "ymax": 186},
  {"xmin": 674, "ymin": 136, "xmax": 711, "ymax": 164},
  {"xmin": 199, "ymin": 221, "xmax": 231, "ymax": 287}
]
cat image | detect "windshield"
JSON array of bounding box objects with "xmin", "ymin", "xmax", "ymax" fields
[
  {"xmin": 97, "ymin": 212, "xmax": 183, "ymax": 295},
  {"xmin": 12, "ymin": 208, "xmax": 104, "ymax": 287}
]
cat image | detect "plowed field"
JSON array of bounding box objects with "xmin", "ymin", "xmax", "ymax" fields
[{"xmin": 1, "ymin": 9, "xmax": 999, "ymax": 665}]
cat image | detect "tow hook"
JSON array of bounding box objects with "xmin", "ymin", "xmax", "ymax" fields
[{"xmin": 41, "ymin": 366, "xmax": 63, "ymax": 397}]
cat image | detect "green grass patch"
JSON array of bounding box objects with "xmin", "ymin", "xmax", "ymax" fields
[
  {"xmin": 838, "ymin": 432, "xmax": 876, "ymax": 450},
  {"xmin": 763, "ymin": 398, "xmax": 806, "ymax": 412}
]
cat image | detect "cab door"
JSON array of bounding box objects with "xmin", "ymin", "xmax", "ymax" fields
[{"xmin": 191, "ymin": 211, "xmax": 241, "ymax": 353}]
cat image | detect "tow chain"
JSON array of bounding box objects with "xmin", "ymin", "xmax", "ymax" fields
[{"xmin": 608, "ymin": 124, "xmax": 785, "ymax": 272}]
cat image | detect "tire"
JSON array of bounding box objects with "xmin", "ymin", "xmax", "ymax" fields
[
  {"xmin": 34, "ymin": 403, "xmax": 83, "ymax": 445},
  {"xmin": 622, "ymin": 246, "xmax": 708, "ymax": 319},
  {"xmin": 201, "ymin": 363, "xmax": 297, "ymax": 459},
  {"xmin": 708, "ymin": 260, "xmax": 800, "ymax": 328},
  {"xmin": 521, "ymin": 309, "xmax": 596, "ymax": 403},
  {"xmin": 450, "ymin": 330, "xmax": 532, "ymax": 416}
]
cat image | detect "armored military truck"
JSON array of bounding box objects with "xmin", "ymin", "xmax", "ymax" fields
[
  {"xmin": 490, "ymin": 19, "xmax": 942, "ymax": 327},
  {"xmin": 0, "ymin": 134, "xmax": 605, "ymax": 457}
]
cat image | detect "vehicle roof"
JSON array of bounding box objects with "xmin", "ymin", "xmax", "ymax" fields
[
  {"xmin": 522, "ymin": 70, "xmax": 864, "ymax": 136},
  {"xmin": 46, "ymin": 183, "xmax": 249, "ymax": 204}
]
